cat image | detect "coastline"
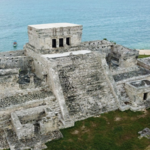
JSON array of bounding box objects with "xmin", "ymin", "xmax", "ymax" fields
[{"xmin": 137, "ymin": 49, "xmax": 150, "ymax": 55}]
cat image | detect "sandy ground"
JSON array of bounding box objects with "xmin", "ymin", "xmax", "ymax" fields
[{"xmin": 137, "ymin": 49, "xmax": 150, "ymax": 55}]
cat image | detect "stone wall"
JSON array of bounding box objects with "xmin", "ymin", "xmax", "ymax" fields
[
  {"xmin": 28, "ymin": 24, "xmax": 82, "ymax": 50},
  {"xmin": 0, "ymin": 88, "xmax": 59, "ymax": 128},
  {"xmin": 138, "ymin": 58, "xmax": 150, "ymax": 70},
  {"xmin": 0, "ymin": 50, "xmax": 24, "ymax": 57},
  {"xmin": 111, "ymin": 45, "xmax": 139, "ymax": 68},
  {"xmin": 79, "ymin": 41, "xmax": 139, "ymax": 69},
  {"xmin": 0, "ymin": 68, "xmax": 19, "ymax": 94},
  {"xmin": 0, "ymin": 56, "xmax": 33, "ymax": 70},
  {"xmin": 80, "ymin": 40, "xmax": 113, "ymax": 54},
  {"xmin": 125, "ymin": 80, "xmax": 150, "ymax": 107}
]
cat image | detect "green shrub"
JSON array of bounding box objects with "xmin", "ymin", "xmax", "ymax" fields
[{"xmin": 110, "ymin": 41, "xmax": 116, "ymax": 44}]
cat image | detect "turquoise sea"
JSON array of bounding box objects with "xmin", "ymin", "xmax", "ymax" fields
[{"xmin": 0, "ymin": 0, "xmax": 150, "ymax": 52}]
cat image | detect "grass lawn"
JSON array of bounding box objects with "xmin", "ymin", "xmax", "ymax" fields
[
  {"xmin": 138, "ymin": 55, "xmax": 150, "ymax": 58},
  {"xmin": 46, "ymin": 110, "xmax": 150, "ymax": 150},
  {"xmin": 46, "ymin": 55, "xmax": 150, "ymax": 150}
]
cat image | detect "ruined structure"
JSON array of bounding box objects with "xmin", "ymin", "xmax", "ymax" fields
[{"xmin": 0, "ymin": 23, "xmax": 150, "ymax": 149}]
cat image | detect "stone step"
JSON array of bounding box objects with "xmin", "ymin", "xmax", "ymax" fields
[
  {"xmin": 0, "ymin": 116, "xmax": 9, "ymax": 121},
  {"xmin": 0, "ymin": 119, "xmax": 9, "ymax": 124},
  {"xmin": 0, "ymin": 119, "xmax": 10, "ymax": 128},
  {"xmin": 0, "ymin": 90, "xmax": 54, "ymax": 109}
]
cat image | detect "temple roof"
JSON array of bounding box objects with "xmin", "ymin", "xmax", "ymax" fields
[{"xmin": 28, "ymin": 23, "xmax": 82, "ymax": 29}]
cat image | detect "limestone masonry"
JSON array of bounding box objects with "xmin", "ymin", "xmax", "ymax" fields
[{"xmin": 0, "ymin": 23, "xmax": 150, "ymax": 150}]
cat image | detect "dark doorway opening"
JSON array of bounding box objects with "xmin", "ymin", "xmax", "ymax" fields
[
  {"xmin": 66, "ymin": 37, "xmax": 70, "ymax": 45},
  {"xmin": 52, "ymin": 39, "xmax": 56, "ymax": 48},
  {"xmin": 34, "ymin": 122, "xmax": 40, "ymax": 135},
  {"xmin": 59, "ymin": 38, "xmax": 63, "ymax": 47},
  {"xmin": 143, "ymin": 93, "xmax": 148, "ymax": 100}
]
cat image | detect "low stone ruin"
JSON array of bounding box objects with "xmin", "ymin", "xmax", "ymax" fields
[
  {"xmin": 138, "ymin": 128, "xmax": 150, "ymax": 139},
  {"xmin": 0, "ymin": 23, "xmax": 150, "ymax": 149}
]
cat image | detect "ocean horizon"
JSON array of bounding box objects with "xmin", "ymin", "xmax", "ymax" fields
[{"xmin": 0, "ymin": 0, "xmax": 150, "ymax": 52}]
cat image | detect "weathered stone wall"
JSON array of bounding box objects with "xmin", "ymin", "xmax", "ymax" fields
[
  {"xmin": 28, "ymin": 24, "xmax": 82, "ymax": 50},
  {"xmin": 80, "ymin": 41, "xmax": 139, "ymax": 69},
  {"xmin": 111, "ymin": 45, "xmax": 139, "ymax": 68},
  {"xmin": 115, "ymin": 69, "xmax": 150, "ymax": 111},
  {"xmin": 0, "ymin": 68, "xmax": 20, "ymax": 94},
  {"xmin": 125, "ymin": 80, "xmax": 150, "ymax": 107},
  {"xmin": 0, "ymin": 50, "xmax": 24, "ymax": 57},
  {"xmin": 116, "ymin": 84, "xmax": 130, "ymax": 104},
  {"xmin": 0, "ymin": 56, "xmax": 33, "ymax": 70},
  {"xmin": 80, "ymin": 40, "xmax": 113, "ymax": 54},
  {"xmin": 24, "ymin": 44, "xmax": 49, "ymax": 79},
  {"xmin": 0, "ymin": 88, "xmax": 59, "ymax": 130},
  {"xmin": 11, "ymin": 112, "xmax": 35, "ymax": 140},
  {"xmin": 138, "ymin": 58, "xmax": 150, "ymax": 70}
]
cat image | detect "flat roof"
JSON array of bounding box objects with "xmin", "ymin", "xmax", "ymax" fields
[
  {"xmin": 42, "ymin": 50, "xmax": 91, "ymax": 59},
  {"xmin": 28, "ymin": 23, "xmax": 82, "ymax": 29}
]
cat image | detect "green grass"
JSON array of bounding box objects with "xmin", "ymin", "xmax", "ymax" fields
[
  {"xmin": 138, "ymin": 55, "xmax": 150, "ymax": 58},
  {"xmin": 45, "ymin": 110, "xmax": 150, "ymax": 150}
]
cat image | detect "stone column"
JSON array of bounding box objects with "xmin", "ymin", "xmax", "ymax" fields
[
  {"xmin": 70, "ymin": 36, "xmax": 72, "ymax": 46},
  {"xmin": 56, "ymin": 39, "xmax": 59, "ymax": 48},
  {"xmin": 63, "ymin": 38, "xmax": 66, "ymax": 47},
  {"xmin": 29, "ymin": 73, "xmax": 35, "ymax": 88}
]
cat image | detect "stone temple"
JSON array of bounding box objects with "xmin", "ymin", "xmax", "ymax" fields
[{"xmin": 0, "ymin": 23, "xmax": 150, "ymax": 149}]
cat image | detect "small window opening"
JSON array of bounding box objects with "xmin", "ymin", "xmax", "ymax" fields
[
  {"xmin": 34, "ymin": 122, "xmax": 40, "ymax": 135},
  {"xmin": 143, "ymin": 93, "xmax": 148, "ymax": 100},
  {"xmin": 124, "ymin": 102, "xmax": 130, "ymax": 105},
  {"xmin": 66, "ymin": 37, "xmax": 70, "ymax": 45},
  {"xmin": 52, "ymin": 39, "xmax": 56, "ymax": 48},
  {"xmin": 44, "ymin": 75, "xmax": 47, "ymax": 82},
  {"xmin": 59, "ymin": 38, "xmax": 63, "ymax": 47}
]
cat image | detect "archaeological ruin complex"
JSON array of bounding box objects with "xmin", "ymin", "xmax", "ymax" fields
[{"xmin": 1, "ymin": 23, "xmax": 150, "ymax": 150}]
